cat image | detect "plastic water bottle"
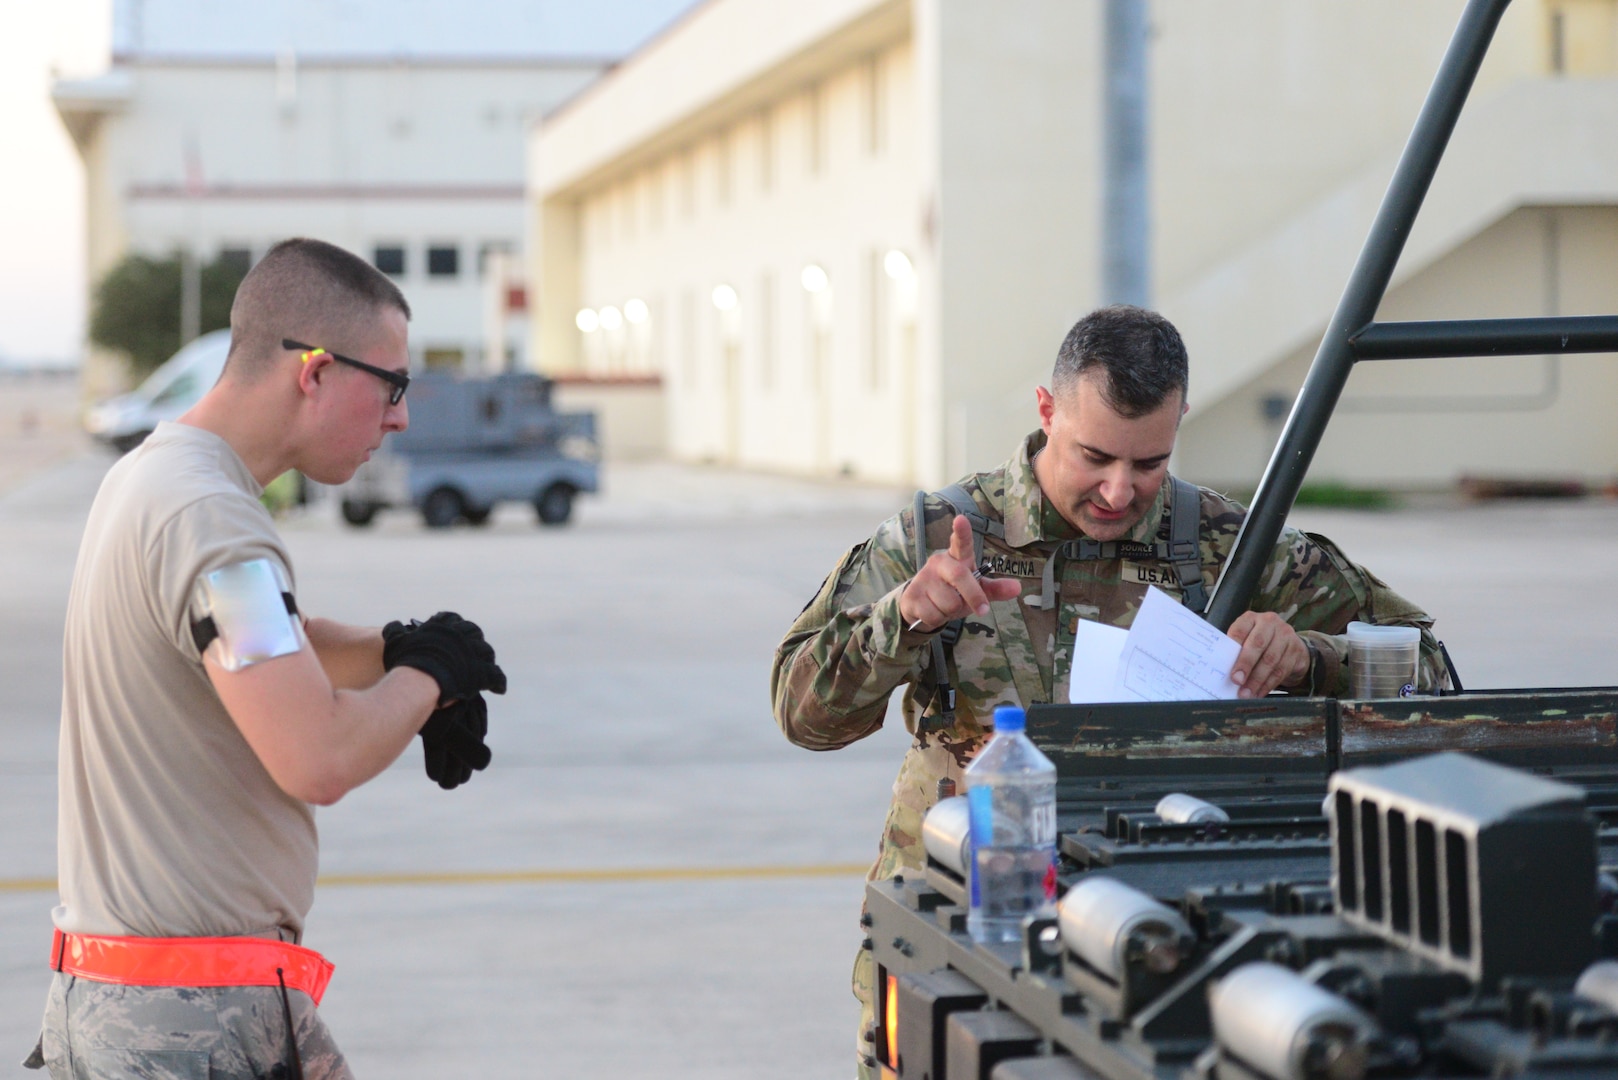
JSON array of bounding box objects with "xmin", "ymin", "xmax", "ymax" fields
[{"xmin": 964, "ymin": 705, "xmax": 1058, "ymax": 944}]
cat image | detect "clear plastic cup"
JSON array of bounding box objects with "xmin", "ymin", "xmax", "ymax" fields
[{"xmin": 1346, "ymin": 621, "xmax": 1420, "ymax": 698}]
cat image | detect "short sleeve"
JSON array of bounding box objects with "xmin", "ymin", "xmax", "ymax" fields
[{"xmin": 147, "ymin": 494, "xmax": 297, "ymax": 665}]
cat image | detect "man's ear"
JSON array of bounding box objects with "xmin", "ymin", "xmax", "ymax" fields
[
  {"xmin": 294, "ymin": 351, "xmax": 331, "ymax": 399},
  {"xmin": 1035, "ymin": 386, "xmax": 1057, "ymax": 435}
]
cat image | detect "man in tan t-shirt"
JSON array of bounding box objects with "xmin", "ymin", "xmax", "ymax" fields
[{"xmin": 26, "ymin": 238, "xmax": 506, "ymax": 1080}]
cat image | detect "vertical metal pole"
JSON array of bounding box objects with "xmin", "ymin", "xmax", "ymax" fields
[
  {"xmin": 1203, "ymin": 0, "xmax": 1513, "ymax": 630},
  {"xmin": 1102, "ymin": 0, "xmax": 1151, "ymax": 307}
]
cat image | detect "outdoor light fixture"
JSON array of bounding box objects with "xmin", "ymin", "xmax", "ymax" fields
[
  {"xmin": 624, "ymin": 297, "xmax": 649, "ymax": 324},
  {"xmin": 712, "ymin": 284, "xmax": 738, "ymax": 311},
  {"xmin": 575, "ymin": 308, "xmax": 600, "ymax": 333},
  {"xmin": 884, "ymin": 249, "xmax": 914, "ymax": 280},
  {"xmin": 800, "ymin": 263, "xmax": 829, "ymax": 293},
  {"xmin": 599, "ymin": 305, "xmax": 624, "ymax": 331}
]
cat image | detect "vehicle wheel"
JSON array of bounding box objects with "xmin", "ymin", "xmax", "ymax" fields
[
  {"xmin": 421, "ymin": 487, "xmax": 465, "ymax": 529},
  {"xmin": 463, "ymin": 506, "xmax": 493, "ymax": 527},
  {"xmin": 534, "ymin": 484, "xmax": 575, "ymax": 526},
  {"xmin": 340, "ymin": 500, "xmax": 380, "ymax": 527}
]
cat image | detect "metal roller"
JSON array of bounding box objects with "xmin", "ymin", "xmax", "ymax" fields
[
  {"xmin": 1155, "ymin": 792, "xmax": 1230, "ymax": 824},
  {"xmin": 922, "ymin": 795, "xmax": 971, "ymax": 877},
  {"xmin": 1057, "ymin": 875, "xmax": 1192, "ymax": 980},
  {"xmin": 1210, "ymin": 962, "xmax": 1375, "ymax": 1080},
  {"xmin": 1575, "ymin": 960, "xmax": 1618, "ymax": 1015}
]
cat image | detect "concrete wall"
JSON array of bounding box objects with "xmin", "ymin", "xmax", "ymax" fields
[
  {"xmin": 1180, "ymin": 205, "xmax": 1618, "ymax": 489},
  {"xmin": 921, "ymin": 0, "xmax": 1101, "ymax": 484},
  {"xmin": 534, "ymin": 1, "xmax": 924, "ymax": 480},
  {"xmin": 531, "ymin": 0, "xmax": 1618, "ymax": 486},
  {"xmin": 552, "ymin": 376, "xmax": 667, "ymax": 461}
]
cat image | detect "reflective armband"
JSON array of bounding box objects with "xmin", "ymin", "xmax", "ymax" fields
[{"xmin": 189, "ymin": 558, "xmax": 304, "ymax": 671}]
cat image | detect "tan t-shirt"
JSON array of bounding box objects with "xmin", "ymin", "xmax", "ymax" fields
[{"xmin": 55, "ymin": 421, "xmax": 317, "ymax": 940}]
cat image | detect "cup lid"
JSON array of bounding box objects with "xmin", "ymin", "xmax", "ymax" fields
[{"xmin": 1346, "ymin": 621, "xmax": 1420, "ymax": 646}]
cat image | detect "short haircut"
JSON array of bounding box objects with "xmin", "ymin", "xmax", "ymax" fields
[
  {"xmin": 1051, "ymin": 305, "xmax": 1188, "ymax": 417},
  {"xmin": 223, "ymin": 238, "xmax": 411, "ymax": 382}
]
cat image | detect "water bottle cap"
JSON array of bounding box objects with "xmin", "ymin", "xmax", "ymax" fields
[{"xmin": 992, "ymin": 705, "xmax": 1026, "ymax": 733}]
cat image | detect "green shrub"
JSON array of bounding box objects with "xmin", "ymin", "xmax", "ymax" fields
[
  {"xmin": 89, "ymin": 252, "xmax": 248, "ymax": 380},
  {"xmin": 1292, "ymin": 481, "xmax": 1395, "ymax": 510}
]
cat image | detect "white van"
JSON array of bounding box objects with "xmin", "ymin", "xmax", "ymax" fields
[{"xmin": 84, "ymin": 330, "xmax": 232, "ymax": 452}]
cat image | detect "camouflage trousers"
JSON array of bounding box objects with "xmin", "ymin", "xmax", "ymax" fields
[
  {"xmin": 854, "ymin": 948, "xmax": 878, "ymax": 1080},
  {"xmin": 25, "ymin": 973, "xmax": 352, "ymax": 1080}
]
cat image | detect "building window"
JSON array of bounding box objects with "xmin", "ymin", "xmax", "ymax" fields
[
  {"xmin": 681, "ymin": 288, "xmax": 698, "ymax": 388},
  {"xmin": 680, "ymin": 151, "xmax": 697, "ymax": 220},
  {"xmin": 759, "ymin": 271, "xmax": 776, "ymax": 389},
  {"xmin": 374, "ymin": 245, "xmax": 406, "ymax": 277},
  {"xmin": 867, "ymin": 249, "xmax": 886, "ymax": 389},
  {"xmin": 217, "ymin": 246, "xmax": 252, "ymax": 276},
  {"xmin": 803, "ymin": 265, "xmax": 833, "ymax": 393},
  {"xmin": 716, "ymin": 129, "xmax": 733, "ymax": 207},
  {"xmin": 864, "ymin": 54, "xmax": 886, "ymax": 157},
  {"xmin": 621, "ymin": 179, "xmax": 638, "ymax": 240},
  {"xmin": 648, "ymin": 163, "xmax": 665, "ymax": 232},
  {"xmin": 758, "ymin": 107, "xmax": 775, "ymax": 193},
  {"xmin": 806, "ymin": 83, "xmax": 825, "ymax": 175},
  {"xmin": 427, "ymin": 245, "xmax": 460, "ymax": 278}
]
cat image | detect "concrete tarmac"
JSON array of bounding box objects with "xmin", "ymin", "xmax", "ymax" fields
[{"xmin": 4, "ymin": 438, "xmax": 1618, "ymax": 1076}]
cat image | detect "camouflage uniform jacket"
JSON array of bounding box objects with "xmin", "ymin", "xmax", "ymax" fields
[{"xmin": 770, "ymin": 430, "xmax": 1447, "ymax": 885}]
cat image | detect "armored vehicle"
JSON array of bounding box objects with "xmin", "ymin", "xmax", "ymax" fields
[
  {"xmin": 867, "ymin": 2, "xmax": 1618, "ymax": 1077},
  {"xmin": 338, "ymin": 371, "xmax": 599, "ymax": 529}
]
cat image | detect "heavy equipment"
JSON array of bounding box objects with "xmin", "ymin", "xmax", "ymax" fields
[{"xmin": 337, "ymin": 371, "xmax": 598, "ymax": 529}]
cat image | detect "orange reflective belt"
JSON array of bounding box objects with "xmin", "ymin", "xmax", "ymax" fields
[{"xmin": 50, "ymin": 929, "xmax": 335, "ymax": 1005}]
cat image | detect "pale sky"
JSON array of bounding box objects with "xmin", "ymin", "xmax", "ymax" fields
[{"xmin": 0, "ymin": 1, "xmax": 110, "ymax": 366}]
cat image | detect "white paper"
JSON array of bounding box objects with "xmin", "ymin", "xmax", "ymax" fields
[
  {"xmin": 1111, "ymin": 586, "xmax": 1241, "ymax": 702},
  {"xmin": 1067, "ymin": 620, "xmax": 1130, "ymax": 703}
]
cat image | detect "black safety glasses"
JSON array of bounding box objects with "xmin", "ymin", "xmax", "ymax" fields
[{"xmin": 283, "ymin": 338, "xmax": 410, "ymax": 405}]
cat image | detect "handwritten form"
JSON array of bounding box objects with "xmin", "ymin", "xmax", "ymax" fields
[{"xmin": 1067, "ymin": 586, "xmax": 1241, "ymax": 703}]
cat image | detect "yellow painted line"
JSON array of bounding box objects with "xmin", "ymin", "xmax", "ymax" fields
[
  {"xmin": 316, "ymin": 863, "xmax": 871, "ymax": 888},
  {"xmin": 0, "ymin": 864, "xmax": 870, "ymax": 895}
]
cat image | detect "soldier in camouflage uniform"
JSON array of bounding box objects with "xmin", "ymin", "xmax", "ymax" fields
[{"xmin": 768, "ymin": 306, "xmax": 1447, "ymax": 1077}]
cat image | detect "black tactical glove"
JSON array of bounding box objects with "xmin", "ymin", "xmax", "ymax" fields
[
  {"xmin": 381, "ymin": 611, "xmax": 507, "ymax": 704},
  {"xmin": 419, "ymin": 693, "xmax": 491, "ymax": 790}
]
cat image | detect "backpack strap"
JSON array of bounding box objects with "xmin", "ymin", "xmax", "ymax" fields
[
  {"xmin": 932, "ymin": 484, "xmax": 992, "ymax": 654},
  {"xmin": 1168, "ymin": 476, "xmax": 1209, "ymax": 615},
  {"xmin": 910, "ymin": 484, "xmax": 1001, "ymax": 731},
  {"xmin": 935, "ymin": 482, "xmax": 1003, "ymax": 557},
  {"xmin": 912, "ymin": 490, "xmax": 957, "ymax": 729}
]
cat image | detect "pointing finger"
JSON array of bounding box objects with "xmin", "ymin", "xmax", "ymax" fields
[{"xmin": 946, "ymin": 514, "xmax": 975, "ymax": 564}]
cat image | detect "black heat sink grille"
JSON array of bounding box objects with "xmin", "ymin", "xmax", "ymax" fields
[{"xmin": 1329, "ymin": 753, "xmax": 1595, "ymax": 985}]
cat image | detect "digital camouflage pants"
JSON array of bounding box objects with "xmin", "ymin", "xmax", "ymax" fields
[{"xmin": 25, "ymin": 973, "xmax": 352, "ymax": 1080}]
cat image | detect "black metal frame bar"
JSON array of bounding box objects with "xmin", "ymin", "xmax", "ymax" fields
[
  {"xmin": 1200, "ymin": 0, "xmax": 1618, "ymax": 629},
  {"xmin": 1350, "ymin": 315, "xmax": 1618, "ymax": 360}
]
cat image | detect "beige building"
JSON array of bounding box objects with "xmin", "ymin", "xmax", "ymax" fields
[
  {"xmin": 530, "ymin": 0, "xmax": 1618, "ymax": 489},
  {"xmin": 51, "ymin": 0, "xmax": 697, "ymax": 398}
]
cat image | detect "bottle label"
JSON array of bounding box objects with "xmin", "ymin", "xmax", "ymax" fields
[
  {"xmin": 1034, "ymin": 800, "xmax": 1056, "ymax": 843},
  {"xmin": 967, "ymin": 786, "xmax": 993, "ymax": 909}
]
